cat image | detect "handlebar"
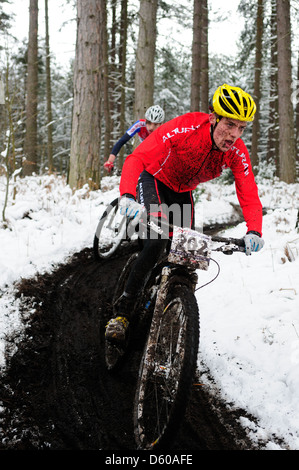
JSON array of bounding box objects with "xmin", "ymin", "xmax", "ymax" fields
[
  {"xmin": 210, "ymin": 235, "xmax": 245, "ymax": 254},
  {"xmin": 211, "ymin": 235, "xmax": 245, "ymax": 246},
  {"xmin": 138, "ymin": 216, "xmax": 246, "ymax": 254}
]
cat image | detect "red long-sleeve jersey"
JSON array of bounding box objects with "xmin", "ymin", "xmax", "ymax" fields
[{"xmin": 120, "ymin": 112, "xmax": 263, "ymax": 235}]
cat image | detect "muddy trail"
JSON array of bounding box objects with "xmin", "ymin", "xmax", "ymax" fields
[{"xmin": 0, "ymin": 242, "xmax": 267, "ymax": 452}]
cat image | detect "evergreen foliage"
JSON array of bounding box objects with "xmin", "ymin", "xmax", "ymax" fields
[{"xmin": 0, "ymin": 0, "xmax": 298, "ymax": 183}]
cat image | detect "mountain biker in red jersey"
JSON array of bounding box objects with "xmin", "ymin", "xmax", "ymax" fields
[
  {"xmin": 105, "ymin": 84, "xmax": 265, "ymax": 344},
  {"xmin": 103, "ymin": 105, "xmax": 165, "ymax": 173}
]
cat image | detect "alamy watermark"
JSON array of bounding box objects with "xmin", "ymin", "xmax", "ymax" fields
[{"xmin": 96, "ymin": 199, "xmax": 204, "ymax": 242}]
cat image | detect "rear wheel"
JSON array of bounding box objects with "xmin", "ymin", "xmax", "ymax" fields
[
  {"xmin": 133, "ymin": 283, "xmax": 199, "ymax": 450},
  {"xmin": 105, "ymin": 252, "xmax": 140, "ymax": 370},
  {"xmin": 93, "ymin": 198, "xmax": 126, "ymax": 260}
]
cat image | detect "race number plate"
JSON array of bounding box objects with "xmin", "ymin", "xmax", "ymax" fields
[{"xmin": 168, "ymin": 227, "xmax": 211, "ymax": 270}]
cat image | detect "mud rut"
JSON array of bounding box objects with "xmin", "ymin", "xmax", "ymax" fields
[{"xmin": 0, "ymin": 243, "xmax": 270, "ymax": 451}]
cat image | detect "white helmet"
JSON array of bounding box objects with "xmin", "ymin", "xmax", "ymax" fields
[{"xmin": 145, "ymin": 105, "xmax": 165, "ymax": 123}]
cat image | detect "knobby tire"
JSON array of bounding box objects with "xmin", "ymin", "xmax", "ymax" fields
[
  {"xmin": 93, "ymin": 197, "xmax": 126, "ymax": 260},
  {"xmin": 133, "ymin": 283, "xmax": 199, "ymax": 450}
]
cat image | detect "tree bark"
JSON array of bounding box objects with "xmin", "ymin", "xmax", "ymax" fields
[
  {"xmin": 45, "ymin": 0, "xmax": 53, "ymax": 173},
  {"xmin": 251, "ymin": 0, "xmax": 264, "ymax": 173},
  {"xmin": 200, "ymin": 0, "xmax": 209, "ymax": 113},
  {"xmin": 23, "ymin": 0, "xmax": 38, "ymax": 176},
  {"xmin": 296, "ymin": 51, "xmax": 299, "ymax": 169},
  {"xmin": 190, "ymin": 0, "xmax": 201, "ymax": 112},
  {"xmin": 134, "ymin": 0, "xmax": 158, "ymax": 120},
  {"xmin": 68, "ymin": 0, "xmax": 104, "ymax": 189},
  {"xmin": 190, "ymin": 0, "xmax": 208, "ymax": 113},
  {"xmin": 118, "ymin": 0, "xmax": 128, "ymax": 169},
  {"xmin": 276, "ymin": 0, "xmax": 296, "ymax": 183},
  {"xmin": 102, "ymin": 0, "xmax": 111, "ymax": 162},
  {"xmin": 267, "ymin": 0, "xmax": 279, "ymax": 173}
]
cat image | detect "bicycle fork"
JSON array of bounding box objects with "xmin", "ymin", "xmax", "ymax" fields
[
  {"xmin": 145, "ymin": 266, "xmax": 198, "ymax": 364},
  {"xmin": 146, "ymin": 267, "xmax": 171, "ymax": 361},
  {"xmin": 155, "ymin": 266, "xmax": 198, "ymax": 313}
]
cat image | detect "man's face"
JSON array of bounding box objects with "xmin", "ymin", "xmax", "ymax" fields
[
  {"xmin": 209, "ymin": 114, "xmax": 247, "ymax": 152},
  {"xmin": 146, "ymin": 120, "xmax": 162, "ymax": 134}
]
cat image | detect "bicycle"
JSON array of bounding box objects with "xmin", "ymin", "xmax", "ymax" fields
[{"xmin": 105, "ymin": 221, "xmax": 245, "ymax": 450}]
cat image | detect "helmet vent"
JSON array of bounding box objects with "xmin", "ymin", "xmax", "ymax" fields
[
  {"xmin": 218, "ymin": 97, "xmax": 232, "ymax": 115},
  {"xmin": 220, "ymin": 94, "xmax": 240, "ymax": 116}
]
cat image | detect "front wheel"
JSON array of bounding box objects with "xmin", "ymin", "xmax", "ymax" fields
[
  {"xmin": 93, "ymin": 198, "xmax": 126, "ymax": 260},
  {"xmin": 133, "ymin": 283, "xmax": 199, "ymax": 450}
]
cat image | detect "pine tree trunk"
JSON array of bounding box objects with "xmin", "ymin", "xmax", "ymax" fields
[
  {"xmin": 190, "ymin": 0, "xmax": 201, "ymax": 112},
  {"xmin": 200, "ymin": 0, "xmax": 209, "ymax": 113},
  {"xmin": 102, "ymin": 0, "xmax": 111, "ymax": 163},
  {"xmin": 23, "ymin": 0, "xmax": 38, "ymax": 176},
  {"xmin": 276, "ymin": 0, "xmax": 296, "ymax": 183},
  {"xmin": 45, "ymin": 0, "xmax": 53, "ymax": 173},
  {"xmin": 69, "ymin": 0, "xmax": 103, "ymax": 189},
  {"xmin": 296, "ymin": 51, "xmax": 299, "ymax": 169},
  {"xmin": 118, "ymin": 0, "xmax": 128, "ymax": 170},
  {"xmin": 267, "ymin": 0, "xmax": 279, "ymax": 173},
  {"xmin": 2, "ymin": 61, "xmax": 16, "ymax": 222},
  {"xmin": 251, "ymin": 0, "xmax": 264, "ymax": 174},
  {"xmin": 134, "ymin": 0, "xmax": 158, "ymax": 120}
]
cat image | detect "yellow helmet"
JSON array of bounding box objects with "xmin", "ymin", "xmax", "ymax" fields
[{"xmin": 212, "ymin": 84, "xmax": 256, "ymax": 122}]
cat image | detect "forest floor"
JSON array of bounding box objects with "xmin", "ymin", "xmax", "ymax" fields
[{"xmin": 0, "ymin": 243, "xmax": 268, "ymax": 452}]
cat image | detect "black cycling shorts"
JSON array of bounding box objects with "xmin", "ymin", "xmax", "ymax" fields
[
  {"xmin": 137, "ymin": 170, "xmax": 195, "ymax": 234},
  {"xmin": 123, "ymin": 171, "xmax": 195, "ymax": 298}
]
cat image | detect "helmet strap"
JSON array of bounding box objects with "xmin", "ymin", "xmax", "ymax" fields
[
  {"xmin": 210, "ymin": 114, "xmax": 222, "ymax": 149},
  {"xmin": 214, "ymin": 114, "xmax": 222, "ymax": 126}
]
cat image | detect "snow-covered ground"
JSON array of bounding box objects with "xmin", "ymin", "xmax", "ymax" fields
[{"xmin": 0, "ymin": 173, "xmax": 298, "ymax": 450}]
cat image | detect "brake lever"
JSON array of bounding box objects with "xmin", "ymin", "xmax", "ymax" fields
[{"xmin": 213, "ymin": 244, "xmax": 245, "ymax": 255}]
